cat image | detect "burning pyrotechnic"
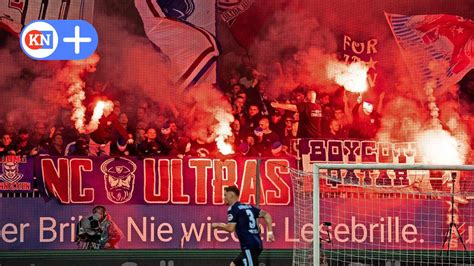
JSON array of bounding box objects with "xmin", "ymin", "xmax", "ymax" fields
[
  {"xmin": 92, "ymin": 101, "xmax": 106, "ymax": 121},
  {"xmin": 416, "ymin": 129, "xmax": 465, "ymax": 165},
  {"xmin": 83, "ymin": 100, "xmax": 113, "ymax": 133},
  {"xmin": 214, "ymin": 107, "xmax": 235, "ymax": 155},
  {"xmin": 66, "ymin": 54, "xmax": 101, "ymax": 133},
  {"xmin": 326, "ymin": 61, "xmax": 369, "ymax": 93}
]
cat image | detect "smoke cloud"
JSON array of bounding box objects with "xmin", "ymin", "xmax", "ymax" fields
[{"xmin": 0, "ymin": 37, "xmax": 75, "ymax": 128}]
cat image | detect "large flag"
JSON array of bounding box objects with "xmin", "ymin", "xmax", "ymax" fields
[
  {"xmin": 385, "ymin": 13, "xmax": 474, "ymax": 88},
  {"xmin": 135, "ymin": 0, "xmax": 218, "ymax": 89},
  {"xmin": 0, "ymin": 0, "xmax": 95, "ymax": 36}
]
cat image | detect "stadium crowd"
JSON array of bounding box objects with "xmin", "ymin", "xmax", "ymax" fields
[{"xmin": 0, "ymin": 62, "xmax": 384, "ymax": 158}]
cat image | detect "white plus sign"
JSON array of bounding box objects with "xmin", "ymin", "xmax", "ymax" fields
[{"xmin": 63, "ymin": 26, "xmax": 92, "ymax": 54}]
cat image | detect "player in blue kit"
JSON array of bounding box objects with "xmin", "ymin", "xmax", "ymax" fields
[{"xmin": 212, "ymin": 185, "xmax": 275, "ymax": 266}]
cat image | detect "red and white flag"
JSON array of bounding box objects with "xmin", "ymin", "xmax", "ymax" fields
[{"xmin": 386, "ymin": 13, "xmax": 474, "ymax": 88}]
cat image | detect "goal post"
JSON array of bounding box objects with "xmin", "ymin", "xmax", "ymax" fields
[{"xmin": 301, "ymin": 163, "xmax": 474, "ymax": 266}]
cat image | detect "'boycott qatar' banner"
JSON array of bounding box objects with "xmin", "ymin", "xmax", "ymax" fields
[{"xmin": 296, "ymin": 138, "xmax": 473, "ymax": 192}]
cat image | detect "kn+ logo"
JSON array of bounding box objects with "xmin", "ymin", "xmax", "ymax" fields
[{"xmin": 20, "ymin": 20, "xmax": 98, "ymax": 60}]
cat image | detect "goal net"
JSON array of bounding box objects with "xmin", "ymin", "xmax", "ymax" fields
[{"xmin": 291, "ymin": 164, "xmax": 474, "ymax": 266}]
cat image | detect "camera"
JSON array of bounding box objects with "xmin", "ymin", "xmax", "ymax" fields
[{"xmin": 76, "ymin": 213, "xmax": 103, "ymax": 249}]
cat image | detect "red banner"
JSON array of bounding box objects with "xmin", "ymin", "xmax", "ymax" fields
[{"xmin": 36, "ymin": 157, "xmax": 295, "ymax": 205}]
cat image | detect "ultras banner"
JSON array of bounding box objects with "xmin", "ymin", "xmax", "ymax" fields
[{"xmin": 35, "ymin": 157, "xmax": 294, "ymax": 205}]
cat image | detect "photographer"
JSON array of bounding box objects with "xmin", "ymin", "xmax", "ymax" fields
[{"xmin": 76, "ymin": 206, "xmax": 123, "ymax": 249}]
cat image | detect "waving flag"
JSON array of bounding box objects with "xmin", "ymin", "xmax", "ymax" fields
[
  {"xmin": 135, "ymin": 0, "xmax": 218, "ymax": 89},
  {"xmin": 385, "ymin": 13, "xmax": 474, "ymax": 88},
  {"xmin": 0, "ymin": 0, "xmax": 95, "ymax": 36}
]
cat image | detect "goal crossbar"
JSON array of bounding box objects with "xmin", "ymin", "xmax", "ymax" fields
[{"xmin": 311, "ymin": 163, "xmax": 474, "ymax": 265}]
